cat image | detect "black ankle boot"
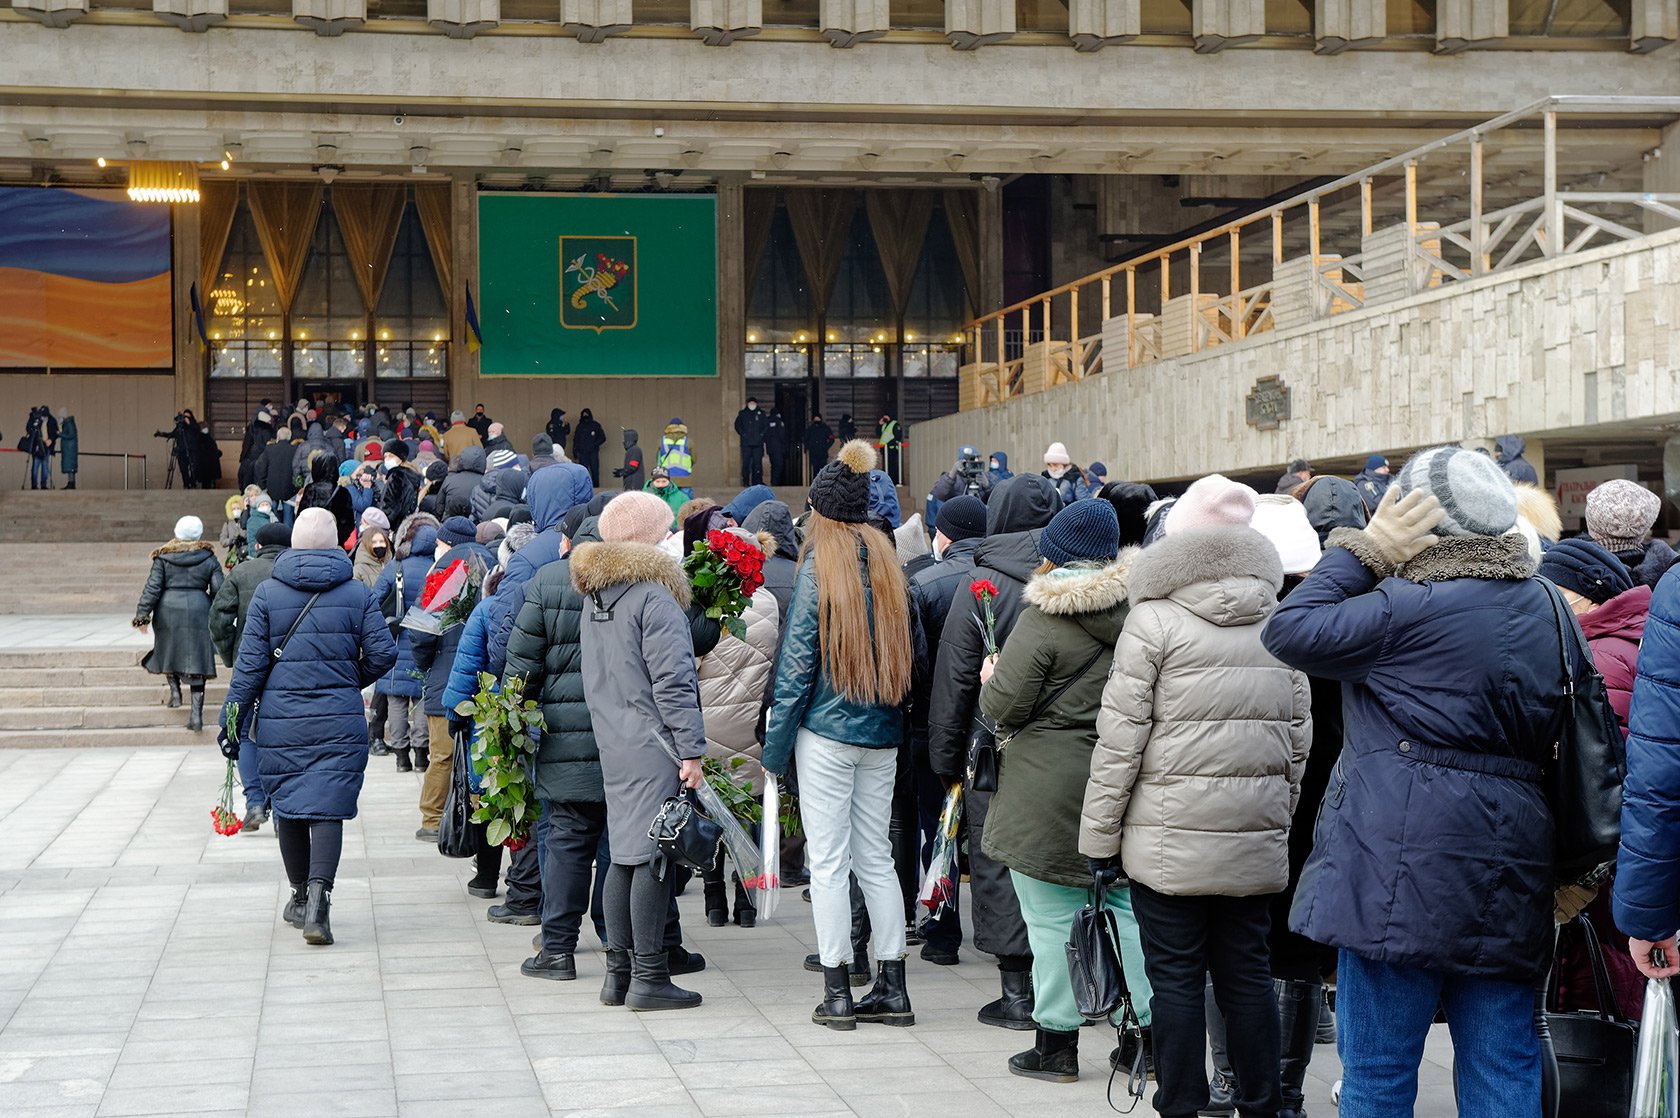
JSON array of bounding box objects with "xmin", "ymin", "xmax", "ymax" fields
[
  {"xmin": 667, "ymin": 945, "xmax": 705, "ymax": 975},
  {"xmin": 302, "ymin": 881, "xmax": 333, "ymax": 945},
  {"xmin": 601, "ymin": 949, "xmax": 631, "ymax": 1006},
  {"xmin": 187, "ymin": 688, "xmax": 205, "ymax": 732},
  {"xmin": 166, "ymin": 676, "xmax": 182, "ymax": 708},
  {"xmin": 855, "ymin": 959, "xmax": 914, "ymax": 1027},
  {"xmin": 812, "ymin": 965, "xmax": 856, "ymax": 1030},
  {"xmin": 394, "ymin": 747, "xmax": 413, "ymax": 773},
  {"xmin": 733, "ymin": 877, "xmax": 756, "ymax": 928},
  {"xmin": 978, "ymin": 968, "xmax": 1033, "ymax": 1030},
  {"xmin": 283, "ymin": 883, "xmax": 306, "ymax": 929},
  {"xmin": 1009, "ymin": 1027, "xmax": 1079, "ymax": 1082},
  {"xmin": 804, "ymin": 950, "xmax": 870, "ymax": 985},
  {"xmin": 413, "ymin": 746, "xmax": 430, "ymax": 772},
  {"xmin": 1278, "ymin": 980, "xmax": 1321, "ymax": 1118},
  {"xmin": 626, "ymin": 952, "xmax": 702, "ymax": 1011},
  {"xmin": 703, "ymin": 880, "xmax": 728, "ymax": 927}
]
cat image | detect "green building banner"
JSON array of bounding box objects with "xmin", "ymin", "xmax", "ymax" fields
[{"xmin": 477, "ymin": 193, "xmax": 718, "ymax": 377}]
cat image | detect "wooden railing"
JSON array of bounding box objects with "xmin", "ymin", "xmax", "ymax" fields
[{"xmin": 958, "ymin": 95, "xmax": 1680, "ymax": 411}]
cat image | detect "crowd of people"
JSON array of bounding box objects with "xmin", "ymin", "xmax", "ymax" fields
[
  {"xmin": 15, "ymin": 403, "xmax": 78, "ymax": 489},
  {"xmin": 129, "ymin": 393, "xmax": 1680, "ymax": 1117}
]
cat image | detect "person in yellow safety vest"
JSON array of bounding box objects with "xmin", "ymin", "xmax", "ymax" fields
[
  {"xmin": 877, "ymin": 414, "xmax": 904, "ymax": 483},
  {"xmin": 658, "ymin": 418, "xmax": 694, "ymax": 482}
]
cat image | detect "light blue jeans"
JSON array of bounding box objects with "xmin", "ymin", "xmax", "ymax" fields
[
  {"xmin": 1337, "ymin": 948, "xmax": 1540, "ymax": 1118},
  {"xmin": 795, "ymin": 728, "xmax": 906, "ymax": 969}
]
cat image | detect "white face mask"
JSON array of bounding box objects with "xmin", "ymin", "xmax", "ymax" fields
[
  {"xmin": 1047, "ymin": 463, "xmax": 1068, "ymax": 479},
  {"xmin": 384, "ymin": 454, "xmax": 400, "ymax": 470},
  {"xmin": 747, "ymin": 402, "xmax": 757, "ymax": 410}
]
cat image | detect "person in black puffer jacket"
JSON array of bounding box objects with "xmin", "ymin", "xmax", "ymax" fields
[
  {"xmin": 438, "ymin": 445, "xmax": 488, "ymax": 522},
  {"xmin": 221, "ymin": 508, "xmax": 397, "ymax": 947},
  {"xmin": 927, "ymin": 474, "xmax": 1059, "ymax": 1031}
]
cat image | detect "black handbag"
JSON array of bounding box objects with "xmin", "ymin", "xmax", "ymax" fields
[
  {"xmin": 1067, "ymin": 879, "xmax": 1130, "ymax": 1021},
  {"xmin": 437, "ymin": 726, "xmax": 482, "ymax": 859},
  {"xmin": 1539, "ymin": 579, "xmax": 1627, "ymax": 880},
  {"xmin": 647, "ymin": 788, "xmax": 723, "ymax": 881},
  {"xmin": 381, "ymin": 565, "xmax": 405, "ymax": 638},
  {"xmin": 1550, "ymin": 915, "xmax": 1638, "ymax": 1118},
  {"xmin": 971, "ymin": 646, "xmax": 1106, "ymax": 794}
]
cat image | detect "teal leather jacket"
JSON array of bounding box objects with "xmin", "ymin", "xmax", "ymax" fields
[{"xmin": 761, "ymin": 550, "xmax": 912, "ymax": 775}]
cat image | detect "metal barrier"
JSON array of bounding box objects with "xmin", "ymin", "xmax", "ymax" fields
[
  {"xmin": 0, "ymin": 448, "xmax": 150, "ymax": 489},
  {"xmin": 958, "ymin": 94, "xmax": 1680, "ymax": 410}
]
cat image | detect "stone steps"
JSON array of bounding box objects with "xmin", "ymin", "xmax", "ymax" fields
[
  {"xmin": 0, "ymin": 489, "xmax": 239, "ymax": 543},
  {"xmin": 0, "ymin": 646, "xmax": 220, "ymax": 748},
  {"xmin": 0, "ymin": 725, "xmax": 211, "ymax": 748}
]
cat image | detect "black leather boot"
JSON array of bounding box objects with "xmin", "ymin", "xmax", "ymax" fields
[
  {"xmin": 812, "ymin": 965, "xmax": 856, "ymax": 1030},
  {"xmin": 1009, "ymin": 1027, "xmax": 1079, "ymax": 1083},
  {"xmin": 855, "ymin": 959, "xmax": 914, "ymax": 1027},
  {"xmin": 282, "ymin": 883, "xmax": 306, "ymax": 929},
  {"xmin": 667, "ymin": 946, "xmax": 705, "ymax": 975},
  {"xmin": 733, "ymin": 875, "xmax": 756, "ymax": 929},
  {"xmin": 978, "ymin": 968, "xmax": 1034, "ymax": 1030},
  {"xmin": 804, "ymin": 948, "xmax": 870, "ymax": 986},
  {"xmin": 413, "ymin": 746, "xmax": 430, "ymax": 772},
  {"xmin": 302, "ymin": 881, "xmax": 333, "ymax": 946},
  {"xmin": 394, "ymin": 747, "xmax": 413, "ymax": 773},
  {"xmin": 703, "ymin": 879, "xmax": 729, "ymax": 927},
  {"xmin": 187, "ymin": 688, "xmax": 205, "ymax": 732},
  {"xmin": 165, "ymin": 675, "xmax": 182, "ymax": 708},
  {"xmin": 521, "ymin": 951, "xmax": 577, "ymax": 981},
  {"xmin": 626, "ymin": 952, "xmax": 702, "ymax": 1011},
  {"xmin": 600, "ymin": 949, "xmax": 631, "ymax": 1006},
  {"xmin": 1277, "ymin": 980, "xmax": 1321, "ymax": 1118}
]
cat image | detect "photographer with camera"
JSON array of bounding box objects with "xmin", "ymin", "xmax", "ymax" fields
[{"xmin": 926, "ymin": 445, "xmax": 992, "ymax": 525}]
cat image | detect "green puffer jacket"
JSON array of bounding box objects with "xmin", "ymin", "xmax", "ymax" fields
[
  {"xmin": 979, "ymin": 554, "xmax": 1133, "ymax": 888},
  {"xmin": 208, "ymin": 545, "xmax": 283, "ymax": 667},
  {"xmin": 502, "ymin": 552, "xmax": 602, "ymax": 804}
]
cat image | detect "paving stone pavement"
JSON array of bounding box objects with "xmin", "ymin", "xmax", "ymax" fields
[{"xmin": 0, "ymin": 746, "xmax": 1460, "ymax": 1117}]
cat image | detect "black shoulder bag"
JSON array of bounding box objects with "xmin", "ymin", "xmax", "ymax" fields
[
  {"xmin": 381, "ymin": 565, "xmax": 405, "ymax": 637},
  {"xmin": 968, "ymin": 646, "xmax": 1106, "ymax": 794},
  {"xmin": 1066, "ymin": 878, "xmax": 1148, "ymax": 1113},
  {"xmin": 1538, "ymin": 578, "xmax": 1626, "ymax": 882},
  {"xmin": 241, "ymin": 591, "xmax": 321, "ymax": 742},
  {"xmin": 1548, "ymin": 914, "xmax": 1638, "ymax": 1118}
]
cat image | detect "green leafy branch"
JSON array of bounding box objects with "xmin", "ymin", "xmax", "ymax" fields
[
  {"xmin": 701, "ymin": 756, "xmax": 802, "ymax": 838},
  {"xmin": 457, "ymin": 672, "xmax": 542, "ymax": 849}
]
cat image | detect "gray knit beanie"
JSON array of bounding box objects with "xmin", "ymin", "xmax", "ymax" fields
[
  {"xmin": 1585, "ymin": 479, "xmax": 1661, "ymax": 553},
  {"xmin": 1395, "ymin": 446, "xmax": 1517, "ymax": 537}
]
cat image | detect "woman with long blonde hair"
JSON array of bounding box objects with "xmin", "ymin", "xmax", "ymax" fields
[{"xmin": 762, "ymin": 440, "xmax": 917, "ymax": 1033}]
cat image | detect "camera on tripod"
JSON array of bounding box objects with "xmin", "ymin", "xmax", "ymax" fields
[{"xmin": 956, "ymin": 445, "xmax": 984, "ymax": 497}]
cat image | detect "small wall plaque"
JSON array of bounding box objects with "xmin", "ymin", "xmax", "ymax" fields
[{"xmin": 1245, "ymin": 376, "xmax": 1291, "ymax": 430}]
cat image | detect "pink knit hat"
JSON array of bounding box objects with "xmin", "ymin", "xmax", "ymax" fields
[
  {"xmin": 598, "ymin": 491, "xmax": 675, "ymax": 546},
  {"xmin": 1165, "ymin": 474, "xmax": 1257, "ymax": 535}
]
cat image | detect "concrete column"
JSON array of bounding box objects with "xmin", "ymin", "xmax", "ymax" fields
[
  {"xmin": 978, "ymin": 187, "xmax": 1004, "ymax": 316},
  {"xmin": 173, "ymin": 204, "xmax": 204, "ymax": 420},
  {"xmin": 1068, "ymin": 0, "xmax": 1137, "ymax": 50},
  {"xmin": 562, "ymin": 0, "xmax": 631, "ymax": 42},
  {"xmin": 293, "ymin": 0, "xmax": 364, "ymax": 34},
  {"xmin": 820, "ymin": 0, "xmax": 888, "ymax": 47},
  {"xmin": 692, "ymin": 0, "xmax": 760, "ymax": 43},
  {"xmin": 449, "ymin": 174, "xmax": 478, "ymax": 413},
  {"xmin": 1314, "ymin": 0, "xmax": 1383, "ymax": 52},
  {"xmin": 11, "ymin": 0, "xmax": 85, "ymax": 25},
  {"xmin": 1524, "ymin": 437, "xmax": 1546, "ymax": 488},
  {"xmin": 427, "ymin": 0, "xmax": 498, "ymax": 38},
  {"xmin": 1631, "ymin": 0, "xmax": 1679, "ymax": 53},
  {"xmin": 945, "ymin": 0, "xmax": 1013, "ymax": 50},
  {"xmin": 153, "ymin": 0, "xmax": 226, "ymax": 31},
  {"xmin": 1192, "ymin": 0, "xmax": 1264, "ymax": 52},
  {"xmin": 1644, "ymin": 121, "xmax": 1680, "ymax": 234},
  {"xmin": 716, "ymin": 178, "xmax": 746, "ymax": 491},
  {"xmin": 1435, "ymin": 0, "xmax": 1506, "ymax": 52}
]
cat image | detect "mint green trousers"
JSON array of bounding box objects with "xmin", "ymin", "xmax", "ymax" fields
[{"xmin": 1010, "ymin": 870, "xmax": 1154, "ymax": 1032}]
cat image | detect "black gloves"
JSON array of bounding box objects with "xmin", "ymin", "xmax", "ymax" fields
[
  {"xmin": 448, "ymin": 714, "xmax": 472, "ymax": 742},
  {"xmin": 216, "ymin": 726, "xmax": 238, "ymax": 761},
  {"xmin": 1088, "ymin": 855, "xmax": 1124, "ymax": 889},
  {"xmin": 611, "ymin": 468, "xmax": 624, "ymax": 478}
]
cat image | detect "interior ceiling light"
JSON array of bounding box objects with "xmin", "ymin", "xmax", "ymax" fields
[{"xmin": 125, "ymin": 160, "xmax": 201, "ymax": 204}]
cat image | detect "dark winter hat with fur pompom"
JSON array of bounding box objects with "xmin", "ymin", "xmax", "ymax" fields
[{"xmin": 809, "ymin": 440, "xmax": 876, "ymax": 523}]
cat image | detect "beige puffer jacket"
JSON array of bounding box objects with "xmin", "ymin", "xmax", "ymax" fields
[
  {"xmin": 1079, "ymin": 526, "xmax": 1311, "ymax": 897},
  {"xmin": 699, "ymin": 584, "xmax": 780, "ymax": 782}
]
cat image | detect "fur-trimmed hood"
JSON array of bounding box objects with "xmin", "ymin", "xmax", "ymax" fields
[
  {"xmin": 393, "ymin": 511, "xmax": 441, "ymax": 561},
  {"xmin": 1025, "ymin": 550, "xmax": 1137, "ymax": 617},
  {"xmin": 152, "ymin": 539, "xmax": 218, "ymax": 562},
  {"xmin": 1399, "ymin": 533, "xmax": 1536, "ymax": 583},
  {"xmin": 1128, "ymin": 527, "xmax": 1284, "ymax": 627},
  {"xmin": 570, "ymin": 540, "xmax": 692, "ymax": 607}
]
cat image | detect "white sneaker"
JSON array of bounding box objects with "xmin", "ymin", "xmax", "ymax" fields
[{"xmin": 1331, "ymin": 1079, "xmax": 1342, "ymax": 1107}]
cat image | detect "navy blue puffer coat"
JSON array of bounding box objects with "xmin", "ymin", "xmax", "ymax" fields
[
  {"xmin": 222, "ymin": 548, "xmax": 397, "ymax": 822},
  {"xmin": 1262, "ymin": 538, "xmax": 1573, "ymax": 984},
  {"xmin": 1615, "ymin": 566, "xmax": 1680, "ymax": 941},
  {"xmin": 370, "ymin": 520, "xmax": 437, "ymax": 697}
]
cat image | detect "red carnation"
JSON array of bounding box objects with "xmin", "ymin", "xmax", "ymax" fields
[{"xmin": 970, "ymin": 578, "xmax": 1000, "ymax": 600}]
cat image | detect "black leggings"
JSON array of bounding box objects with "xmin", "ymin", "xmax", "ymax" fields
[
  {"xmin": 275, "ymin": 816, "xmax": 344, "ymax": 889},
  {"xmin": 604, "ymin": 863, "xmax": 671, "ymax": 956}
]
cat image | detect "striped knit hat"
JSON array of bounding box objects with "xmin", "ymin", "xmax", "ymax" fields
[{"xmin": 1395, "ymin": 446, "xmax": 1517, "ymax": 537}]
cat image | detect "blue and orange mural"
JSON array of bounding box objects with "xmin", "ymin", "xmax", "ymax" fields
[{"xmin": 0, "ymin": 188, "xmax": 173, "ymax": 369}]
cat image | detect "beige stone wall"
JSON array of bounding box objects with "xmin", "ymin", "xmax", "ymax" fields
[
  {"xmin": 0, "ymin": 374, "xmax": 180, "ymax": 489},
  {"xmin": 909, "ymin": 227, "xmax": 1680, "ymax": 494}
]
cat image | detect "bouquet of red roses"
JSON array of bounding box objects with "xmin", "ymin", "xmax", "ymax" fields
[
  {"xmin": 683, "ymin": 529, "xmax": 764, "ymax": 640},
  {"xmin": 401, "ymin": 552, "xmax": 487, "ymax": 635}
]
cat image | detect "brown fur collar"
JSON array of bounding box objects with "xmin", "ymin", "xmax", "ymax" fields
[
  {"xmin": 1128, "ymin": 527, "xmax": 1284, "ymax": 605},
  {"xmin": 1397, "ymin": 533, "xmax": 1536, "ymax": 583},
  {"xmin": 152, "ymin": 539, "xmax": 217, "ymax": 560},
  {"xmin": 1024, "ymin": 550, "xmax": 1136, "ymax": 616},
  {"xmin": 569, "ymin": 541, "xmax": 692, "ymax": 607}
]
